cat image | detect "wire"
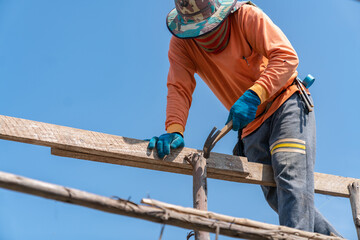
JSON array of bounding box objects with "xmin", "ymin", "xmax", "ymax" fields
[{"xmin": 158, "ymin": 224, "xmax": 166, "ymax": 240}]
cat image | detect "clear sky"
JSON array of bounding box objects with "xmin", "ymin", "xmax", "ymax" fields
[{"xmin": 0, "ymin": 0, "xmax": 359, "ymax": 239}]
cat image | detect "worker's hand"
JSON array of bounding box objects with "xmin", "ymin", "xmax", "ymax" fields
[
  {"xmin": 226, "ymin": 90, "xmax": 261, "ymax": 131},
  {"xmin": 147, "ymin": 133, "xmax": 184, "ymax": 158}
]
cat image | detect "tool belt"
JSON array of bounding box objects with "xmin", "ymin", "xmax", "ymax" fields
[{"xmin": 255, "ymin": 76, "xmax": 314, "ymax": 120}]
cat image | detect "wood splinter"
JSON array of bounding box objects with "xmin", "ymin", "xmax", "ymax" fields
[
  {"xmin": 186, "ymin": 153, "xmax": 210, "ymax": 240},
  {"xmin": 348, "ymin": 181, "xmax": 360, "ymax": 240}
]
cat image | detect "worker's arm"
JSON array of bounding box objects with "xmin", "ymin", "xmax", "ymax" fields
[
  {"xmin": 226, "ymin": 5, "xmax": 299, "ymax": 131},
  {"xmin": 241, "ymin": 4, "xmax": 299, "ymax": 103},
  {"xmin": 147, "ymin": 37, "xmax": 196, "ymax": 158},
  {"xmin": 165, "ymin": 37, "xmax": 197, "ymax": 131}
]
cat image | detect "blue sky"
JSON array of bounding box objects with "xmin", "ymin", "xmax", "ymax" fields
[{"xmin": 0, "ymin": 0, "xmax": 359, "ymax": 239}]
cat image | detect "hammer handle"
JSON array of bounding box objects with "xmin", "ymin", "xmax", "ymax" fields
[{"xmin": 212, "ymin": 120, "xmax": 233, "ymax": 146}]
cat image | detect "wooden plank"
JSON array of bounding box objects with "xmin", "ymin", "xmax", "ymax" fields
[
  {"xmin": 0, "ymin": 115, "xmax": 249, "ymax": 178},
  {"xmin": 348, "ymin": 181, "xmax": 360, "ymax": 239},
  {"xmin": 52, "ymin": 148, "xmax": 357, "ymax": 198},
  {"xmin": 0, "ymin": 114, "xmax": 358, "ymax": 198},
  {"xmin": 314, "ymin": 172, "xmax": 356, "ymax": 197},
  {"xmin": 51, "ymin": 148, "xmax": 270, "ymax": 183},
  {"xmin": 0, "ymin": 170, "xmax": 343, "ymax": 240}
]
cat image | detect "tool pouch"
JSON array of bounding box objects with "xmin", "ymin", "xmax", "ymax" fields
[{"xmin": 295, "ymin": 77, "xmax": 314, "ymax": 113}]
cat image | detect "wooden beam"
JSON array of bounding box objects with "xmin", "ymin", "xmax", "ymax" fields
[
  {"xmin": 348, "ymin": 181, "xmax": 360, "ymax": 239},
  {"xmin": 0, "ymin": 170, "xmax": 343, "ymax": 240},
  {"xmin": 186, "ymin": 153, "xmax": 210, "ymax": 240},
  {"xmin": 51, "ymin": 148, "xmax": 357, "ymax": 198},
  {"xmin": 0, "ymin": 114, "xmax": 357, "ymax": 198},
  {"xmin": 0, "ymin": 114, "xmax": 249, "ymax": 177},
  {"xmin": 51, "ymin": 148, "xmax": 256, "ymax": 183}
]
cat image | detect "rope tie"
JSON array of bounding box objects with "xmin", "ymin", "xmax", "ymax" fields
[{"xmin": 186, "ymin": 231, "xmax": 195, "ymax": 240}]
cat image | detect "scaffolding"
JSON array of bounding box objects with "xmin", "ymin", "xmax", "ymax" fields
[{"xmin": 0, "ymin": 114, "xmax": 359, "ymax": 239}]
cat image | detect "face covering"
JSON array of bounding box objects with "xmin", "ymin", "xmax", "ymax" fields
[{"xmin": 194, "ymin": 18, "xmax": 230, "ymax": 53}]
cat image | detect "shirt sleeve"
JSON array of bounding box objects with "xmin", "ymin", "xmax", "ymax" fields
[
  {"xmin": 240, "ymin": 5, "xmax": 299, "ymax": 100},
  {"xmin": 165, "ymin": 37, "xmax": 197, "ymax": 132}
]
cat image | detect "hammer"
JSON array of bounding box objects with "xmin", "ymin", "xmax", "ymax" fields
[
  {"xmin": 203, "ymin": 120, "xmax": 233, "ymax": 158},
  {"xmin": 202, "ymin": 75, "xmax": 315, "ymax": 158}
]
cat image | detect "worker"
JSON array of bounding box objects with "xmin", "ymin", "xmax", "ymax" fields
[{"xmin": 147, "ymin": 0, "xmax": 341, "ymax": 235}]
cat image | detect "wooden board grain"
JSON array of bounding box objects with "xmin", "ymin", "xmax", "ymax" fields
[
  {"xmin": 51, "ymin": 148, "xmax": 270, "ymax": 185},
  {"xmin": 0, "ymin": 115, "xmax": 249, "ymax": 177},
  {"xmin": 52, "ymin": 148, "xmax": 357, "ymax": 198}
]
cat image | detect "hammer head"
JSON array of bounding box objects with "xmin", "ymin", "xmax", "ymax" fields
[{"xmin": 203, "ymin": 127, "xmax": 221, "ymax": 158}]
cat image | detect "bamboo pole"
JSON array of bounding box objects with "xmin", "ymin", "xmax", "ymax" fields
[
  {"xmin": 142, "ymin": 198, "xmax": 344, "ymax": 239},
  {"xmin": 186, "ymin": 153, "xmax": 210, "ymax": 240},
  {"xmin": 348, "ymin": 181, "xmax": 360, "ymax": 239},
  {"xmin": 0, "ymin": 170, "xmax": 343, "ymax": 240}
]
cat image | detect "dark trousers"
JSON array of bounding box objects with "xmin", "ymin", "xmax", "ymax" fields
[{"xmin": 234, "ymin": 93, "xmax": 340, "ymax": 235}]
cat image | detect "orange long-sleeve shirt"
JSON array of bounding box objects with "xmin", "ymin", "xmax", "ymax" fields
[{"xmin": 166, "ymin": 3, "xmax": 299, "ymax": 138}]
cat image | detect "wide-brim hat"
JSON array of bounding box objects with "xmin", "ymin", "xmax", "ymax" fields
[{"xmin": 167, "ymin": 0, "xmax": 237, "ymax": 39}]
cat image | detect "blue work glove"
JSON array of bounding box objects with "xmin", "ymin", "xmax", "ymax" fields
[
  {"xmin": 226, "ymin": 90, "xmax": 261, "ymax": 131},
  {"xmin": 147, "ymin": 133, "xmax": 184, "ymax": 158}
]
